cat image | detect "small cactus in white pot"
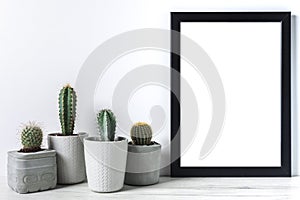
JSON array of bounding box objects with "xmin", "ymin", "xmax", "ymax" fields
[
  {"xmin": 97, "ymin": 109, "xmax": 116, "ymax": 141},
  {"xmin": 7, "ymin": 122, "xmax": 57, "ymax": 193},
  {"xmin": 84, "ymin": 109, "xmax": 128, "ymax": 193},
  {"xmin": 125, "ymin": 122, "xmax": 161, "ymax": 186},
  {"xmin": 48, "ymin": 84, "xmax": 88, "ymax": 184}
]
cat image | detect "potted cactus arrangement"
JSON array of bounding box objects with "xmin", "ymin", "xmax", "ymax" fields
[
  {"xmin": 125, "ymin": 122, "xmax": 161, "ymax": 186},
  {"xmin": 84, "ymin": 109, "xmax": 128, "ymax": 192},
  {"xmin": 48, "ymin": 84, "xmax": 87, "ymax": 184},
  {"xmin": 7, "ymin": 122, "xmax": 57, "ymax": 193}
]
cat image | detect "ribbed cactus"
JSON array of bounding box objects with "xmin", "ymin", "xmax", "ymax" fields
[
  {"xmin": 97, "ymin": 109, "xmax": 116, "ymax": 141},
  {"xmin": 130, "ymin": 122, "xmax": 152, "ymax": 145},
  {"xmin": 21, "ymin": 122, "xmax": 43, "ymax": 152},
  {"xmin": 59, "ymin": 84, "xmax": 77, "ymax": 135}
]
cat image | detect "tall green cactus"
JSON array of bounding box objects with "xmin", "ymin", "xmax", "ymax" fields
[
  {"xmin": 130, "ymin": 122, "xmax": 152, "ymax": 145},
  {"xmin": 97, "ymin": 109, "xmax": 116, "ymax": 141},
  {"xmin": 59, "ymin": 84, "xmax": 77, "ymax": 135},
  {"xmin": 21, "ymin": 122, "xmax": 43, "ymax": 152}
]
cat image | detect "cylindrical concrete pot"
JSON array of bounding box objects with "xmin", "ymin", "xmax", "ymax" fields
[
  {"xmin": 48, "ymin": 132, "xmax": 88, "ymax": 184},
  {"xmin": 84, "ymin": 137, "xmax": 128, "ymax": 193},
  {"xmin": 125, "ymin": 142, "xmax": 161, "ymax": 186},
  {"xmin": 7, "ymin": 149, "xmax": 57, "ymax": 194}
]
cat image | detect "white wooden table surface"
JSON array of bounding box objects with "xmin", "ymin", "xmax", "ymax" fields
[{"xmin": 1, "ymin": 176, "xmax": 300, "ymax": 200}]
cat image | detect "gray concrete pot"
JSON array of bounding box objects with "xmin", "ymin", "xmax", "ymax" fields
[
  {"xmin": 125, "ymin": 142, "xmax": 161, "ymax": 186},
  {"xmin": 48, "ymin": 132, "xmax": 88, "ymax": 184},
  {"xmin": 7, "ymin": 149, "xmax": 57, "ymax": 194},
  {"xmin": 84, "ymin": 137, "xmax": 128, "ymax": 193}
]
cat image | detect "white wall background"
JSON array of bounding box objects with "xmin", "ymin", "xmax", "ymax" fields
[{"xmin": 0, "ymin": 0, "xmax": 299, "ymax": 177}]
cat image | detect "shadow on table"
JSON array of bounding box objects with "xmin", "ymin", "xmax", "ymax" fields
[
  {"xmin": 55, "ymin": 177, "xmax": 181, "ymax": 192},
  {"xmin": 121, "ymin": 177, "xmax": 180, "ymax": 192},
  {"xmin": 55, "ymin": 180, "xmax": 88, "ymax": 189}
]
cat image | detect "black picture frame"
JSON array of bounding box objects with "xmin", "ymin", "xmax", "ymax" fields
[{"xmin": 171, "ymin": 12, "xmax": 291, "ymax": 177}]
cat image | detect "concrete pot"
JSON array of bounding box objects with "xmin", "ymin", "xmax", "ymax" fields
[
  {"xmin": 7, "ymin": 149, "xmax": 57, "ymax": 194},
  {"xmin": 84, "ymin": 137, "xmax": 128, "ymax": 193},
  {"xmin": 125, "ymin": 142, "xmax": 161, "ymax": 186},
  {"xmin": 48, "ymin": 132, "xmax": 88, "ymax": 184}
]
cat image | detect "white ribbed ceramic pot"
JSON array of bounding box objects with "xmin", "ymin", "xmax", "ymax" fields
[
  {"xmin": 48, "ymin": 132, "xmax": 88, "ymax": 184},
  {"xmin": 84, "ymin": 137, "xmax": 128, "ymax": 193}
]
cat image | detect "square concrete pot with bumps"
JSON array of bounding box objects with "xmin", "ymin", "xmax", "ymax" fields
[
  {"xmin": 7, "ymin": 122, "xmax": 57, "ymax": 194},
  {"xmin": 48, "ymin": 84, "xmax": 87, "ymax": 184},
  {"xmin": 125, "ymin": 122, "xmax": 161, "ymax": 186},
  {"xmin": 84, "ymin": 109, "xmax": 128, "ymax": 193}
]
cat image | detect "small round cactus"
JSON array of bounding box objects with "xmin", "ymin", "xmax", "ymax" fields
[
  {"xmin": 97, "ymin": 109, "xmax": 116, "ymax": 141},
  {"xmin": 20, "ymin": 122, "xmax": 43, "ymax": 152},
  {"xmin": 130, "ymin": 122, "xmax": 152, "ymax": 145}
]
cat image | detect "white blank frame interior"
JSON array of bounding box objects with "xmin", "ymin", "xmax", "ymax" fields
[{"xmin": 181, "ymin": 22, "xmax": 281, "ymax": 167}]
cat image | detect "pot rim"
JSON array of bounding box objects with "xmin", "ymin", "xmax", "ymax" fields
[
  {"xmin": 128, "ymin": 141, "xmax": 161, "ymax": 148},
  {"xmin": 84, "ymin": 136, "xmax": 127, "ymax": 144},
  {"xmin": 48, "ymin": 132, "xmax": 88, "ymax": 137},
  {"xmin": 7, "ymin": 149, "xmax": 56, "ymax": 159}
]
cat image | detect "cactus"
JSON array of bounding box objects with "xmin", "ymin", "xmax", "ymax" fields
[
  {"xmin": 58, "ymin": 84, "xmax": 77, "ymax": 135},
  {"xmin": 97, "ymin": 109, "xmax": 116, "ymax": 141},
  {"xmin": 20, "ymin": 122, "xmax": 43, "ymax": 152},
  {"xmin": 130, "ymin": 122, "xmax": 152, "ymax": 145}
]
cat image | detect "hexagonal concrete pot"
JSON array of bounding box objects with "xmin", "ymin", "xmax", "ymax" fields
[
  {"xmin": 48, "ymin": 132, "xmax": 88, "ymax": 184},
  {"xmin": 7, "ymin": 149, "xmax": 57, "ymax": 194},
  {"xmin": 125, "ymin": 142, "xmax": 161, "ymax": 186},
  {"xmin": 84, "ymin": 137, "xmax": 128, "ymax": 193}
]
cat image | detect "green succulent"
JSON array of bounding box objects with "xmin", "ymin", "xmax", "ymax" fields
[
  {"xmin": 130, "ymin": 122, "xmax": 152, "ymax": 145},
  {"xmin": 59, "ymin": 84, "xmax": 77, "ymax": 135},
  {"xmin": 97, "ymin": 109, "xmax": 116, "ymax": 141},
  {"xmin": 21, "ymin": 122, "xmax": 43, "ymax": 151}
]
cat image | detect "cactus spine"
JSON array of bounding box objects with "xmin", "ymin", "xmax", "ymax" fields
[
  {"xmin": 59, "ymin": 84, "xmax": 77, "ymax": 135},
  {"xmin": 21, "ymin": 122, "xmax": 43, "ymax": 152},
  {"xmin": 130, "ymin": 122, "xmax": 152, "ymax": 145},
  {"xmin": 97, "ymin": 109, "xmax": 116, "ymax": 141}
]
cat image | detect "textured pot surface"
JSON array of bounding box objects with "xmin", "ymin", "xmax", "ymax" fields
[
  {"xmin": 48, "ymin": 132, "xmax": 87, "ymax": 184},
  {"xmin": 125, "ymin": 142, "xmax": 161, "ymax": 186},
  {"xmin": 7, "ymin": 150, "xmax": 57, "ymax": 193},
  {"xmin": 84, "ymin": 137, "xmax": 128, "ymax": 193}
]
